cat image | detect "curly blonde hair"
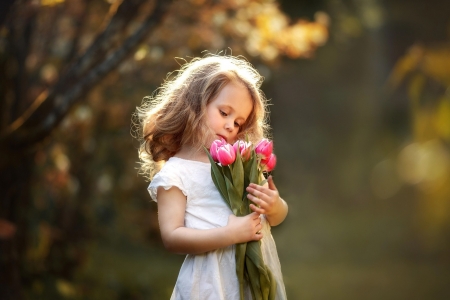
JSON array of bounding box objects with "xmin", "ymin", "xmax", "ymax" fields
[{"xmin": 133, "ymin": 54, "xmax": 270, "ymax": 179}]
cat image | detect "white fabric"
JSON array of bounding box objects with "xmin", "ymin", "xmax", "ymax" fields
[{"xmin": 148, "ymin": 157, "xmax": 287, "ymax": 300}]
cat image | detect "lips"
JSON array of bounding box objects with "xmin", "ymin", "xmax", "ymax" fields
[{"xmin": 216, "ymin": 134, "xmax": 227, "ymax": 143}]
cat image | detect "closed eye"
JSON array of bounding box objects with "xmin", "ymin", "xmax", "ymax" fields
[{"xmin": 220, "ymin": 110, "xmax": 227, "ymax": 117}]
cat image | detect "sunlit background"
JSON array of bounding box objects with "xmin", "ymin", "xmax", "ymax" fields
[{"xmin": 1, "ymin": 0, "xmax": 450, "ymax": 299}]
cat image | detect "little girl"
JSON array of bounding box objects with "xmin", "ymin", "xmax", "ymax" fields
[{"xmin": 136, "ymin": 55, "xmax": 288, "ymax": 299}]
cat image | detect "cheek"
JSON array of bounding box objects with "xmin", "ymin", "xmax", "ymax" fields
[
  {"xmin": 202, "ymin": 115, "xmax": 212, "ymax": 130},
  {"xmin": 198, "ymin": 122, "xmax": 215, "ymax": 145},
  {"xmin": 205, "ymin": 117, "xmax": 215, "ymax": 130},
  {"xmin": 204, "ymin": 112, "xmax": 213, "ymax": 128},
  {"xmin": 229, "ymin": 130, "xmax": 239, "ymax": 141},
  {"xmin": 205, "ymin": 107, "xmax": 218, "ymax": 124},
  {"xmin": 201, "ymin": 115, "xmax": 215, "ymax": 132}
]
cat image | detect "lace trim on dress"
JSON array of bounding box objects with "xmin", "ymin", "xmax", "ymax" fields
[
  {"xmin": 148, "ymin": 161, "xmax": 188, "ymax": 202},
  {"xmin": 148, "ymin": 184, "xmax": 188, "ymax": 202}
]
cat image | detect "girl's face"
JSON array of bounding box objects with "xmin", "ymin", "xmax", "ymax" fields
[{"xmin": 205, "ymin": 81, "xmax": 253, "ymax": 145}]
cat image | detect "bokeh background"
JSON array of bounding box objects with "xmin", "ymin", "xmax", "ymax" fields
[{"xmin": 1, "ymin": 0, "xmax": 450, "ymax": 299}]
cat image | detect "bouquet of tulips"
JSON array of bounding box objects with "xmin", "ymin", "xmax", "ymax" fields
[{"xmin": 206, "ymin": 138, "xmax": 277, "ymax": 300}]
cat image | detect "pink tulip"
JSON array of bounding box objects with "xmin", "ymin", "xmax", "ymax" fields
[
  {"xmin": 210, "ymin": 139, "xmax": 227, "ymax": 162},
  {"xmin": 255, "ymin": 139, "xmax": 273, "ymax": 159},
  {"xmin": 233, "ymin": 140, "xmax": 252, "ymax": 161},
  {"xmin": 216, "ymin": 144, "xmax": 236, "ymax": 166},
  {"xmin": 261, "ymin": 153, "xmax": 277, "ymax": 172}
]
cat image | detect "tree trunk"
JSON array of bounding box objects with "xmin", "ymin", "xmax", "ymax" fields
[
  {"xmin": 0, "ymin": 1, "xmax": 173, "ymax": 297},
  {"xmin": 0, "ymin": 153, "xmax": 34, "ymax": 300}
]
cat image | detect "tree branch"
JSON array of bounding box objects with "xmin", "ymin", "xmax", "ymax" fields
[
  {"xmin": 0, "ymin": 0, "xmax": 172, "ymax": 151},
  {"xmin": 58, "ymin": 0, "xmax": 147, "ymax": 91},
  {"xmin": 63, "ymin": 0, "xmax": 89, "ymax": 65},
  {"xmin": 12, "ymin": 4, "xmax": 37, "ymax": 119},
  {"xmin": 0, "ymin": 0, "xmax": 146, "ymax": 141}
]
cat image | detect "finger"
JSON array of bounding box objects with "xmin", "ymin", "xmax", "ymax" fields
[
  {"xmin": 247, "ymin": 192, "xmax": 262, "ymax": 204},
  {"xmin": 249, "ymin": 211, "xmax": 261, "ymax": 219},
  {"xmin": 256, "ymin": 222, "xmax": 262, "ymax": 231},
  {"xmin": 247, "ymin": 184, "xmax": 274, "ymax": 199},
  {"xmin": 248, "ymin": 195, "xmax": 268, "ymax": 211},
  {"xmin": 250, "ymin": 204, "xmax": 265, "ymax": 214},
  {"xmin": 247, "ymin": 188, "xmax": 270, "ymax": 202},
  {"xmin": 255, "ymin": 231, "xmax": 263, "ymax": 240},
  {"xmin": 268, "ymin": 175, "xmax": 277, "ymax": 191},
  {"xmin": 248, "ymin": 183, "xmax": 266, "ymax": 191}
]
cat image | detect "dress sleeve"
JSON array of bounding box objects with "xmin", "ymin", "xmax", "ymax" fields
[{"xmin": 147, "ymin": 164, "xmax": 187, "ymax": 202}]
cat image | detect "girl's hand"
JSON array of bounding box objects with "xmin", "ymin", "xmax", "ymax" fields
[
  {"xmin": 246, "ymin": 175, "xmax": 280, "ymax": 215},
  {"xmin": 158, "ymin": 186, "xmax": 262, "ymax": 254},
  {"xmin": 226, "ymin": 212, "xmax": 263, "ymax": 243},
  {"xmin": 246, "ymin": 176, "xmax": 288, "ymax": 226}
]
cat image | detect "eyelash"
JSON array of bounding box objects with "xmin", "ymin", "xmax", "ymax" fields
[{"xmin": 220, "ymin": 110, "xmax": 241, "ymax": 128}]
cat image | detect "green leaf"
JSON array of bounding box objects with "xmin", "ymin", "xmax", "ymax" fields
[
  {"xmin": 205, "ymin": 148, "xmax": 230, "ymax": 209},
  {"xmin": 243, "ymin": 159, "xmax": 251, "ymax": 188},
  {"xmin": 241, "ymin": 154, "xmax": 256, "ymax": 215},
  {"xmin": 235, "ymin": 243, "xmax": 247, "ymax": 300},
  {"xmin": 267, "ymin": 268, "xmax": 277, "ymax": 300},
  {"xmin": 246, "ymin": 241, "xmax": 272, "ymax": 299},
  {"xmin": 211, "ymin": 167, "xmax": 231, "ymax": 209},
  {"xmin": 243, "ymin": 152, "xmax": 255, "ymax": 176},
  {"xmin": 246, "ymin": 256, "xmax": 263, "ymax": 300},
  {"xmin": 249, "ymin": 152, "xmax": 259, "ymax": 185},
  {"xmin": 246, "ymin": 153, "xmax": 260, "ymax": 207},
  {"xmin": 223, "ymin": 165, "xmax": 233, "ymax": 184},
  {"xmin": 246, "ymin": 241, "xmax": 267, "ymax": 274},
  {"xmin": 239, "ymin": 198, "xmax": 249, "ymax": 215},
  {"xmin": 224, "ymin": 175, "xmax": 241, "ymax": 216},
  {"xmin": 232, "ymin": 151, "xmax": 244, "ymax": 201}
]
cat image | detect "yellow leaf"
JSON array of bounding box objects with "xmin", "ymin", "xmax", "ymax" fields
[
  {"xmin": 56, "ymin": 279, "xmax": 77, "ymax": 297},
  {"xmin": 434, "ymin": 97, "xmax": 450, "ymax": 140},
  {"xmin": 41, "ymin": 0, "xmax": 65, "ymax": 6},
  {"xmin": 408, "ymin": 73, "xmax": 425, "ymax": 109}
]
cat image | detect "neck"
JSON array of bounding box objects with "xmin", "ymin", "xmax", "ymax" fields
[{"xmin": 175, "ymin": 144, "xmax": 209, "ymax": 163}]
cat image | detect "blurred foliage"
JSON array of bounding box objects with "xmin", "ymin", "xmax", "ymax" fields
[
  {"xmin": 388, "ymin": 42, "xmax": 450, "ymax": 248},
  {"xmin": 2, "ymin": 0, "xmax": 450, "ymax": 299},
  {"xmin": 0, "ymin": 0, "xmax": 328, "ymax": 299}
]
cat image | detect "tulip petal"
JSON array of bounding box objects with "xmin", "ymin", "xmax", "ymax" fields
[{"xmin": 260, "ymin": 153, "xmax": 277, "ymax": 172}]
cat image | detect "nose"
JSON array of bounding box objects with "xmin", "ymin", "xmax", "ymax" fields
[{"xmin": 225, "ymin": 121, "xmax": 233, "ymax": 132}]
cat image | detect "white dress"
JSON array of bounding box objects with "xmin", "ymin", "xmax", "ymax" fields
[{"xmin": 148, "ymin": 157, "xmax": 287, "ymax": 300}]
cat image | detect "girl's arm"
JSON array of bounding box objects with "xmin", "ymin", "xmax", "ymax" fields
[
  {"xmin": 157, "ymin": 186, "xmax": 263, "ymax": 255},
  {"xmin": 246, "ymin": 176, "xmax": 288, "ymax": 226}
]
